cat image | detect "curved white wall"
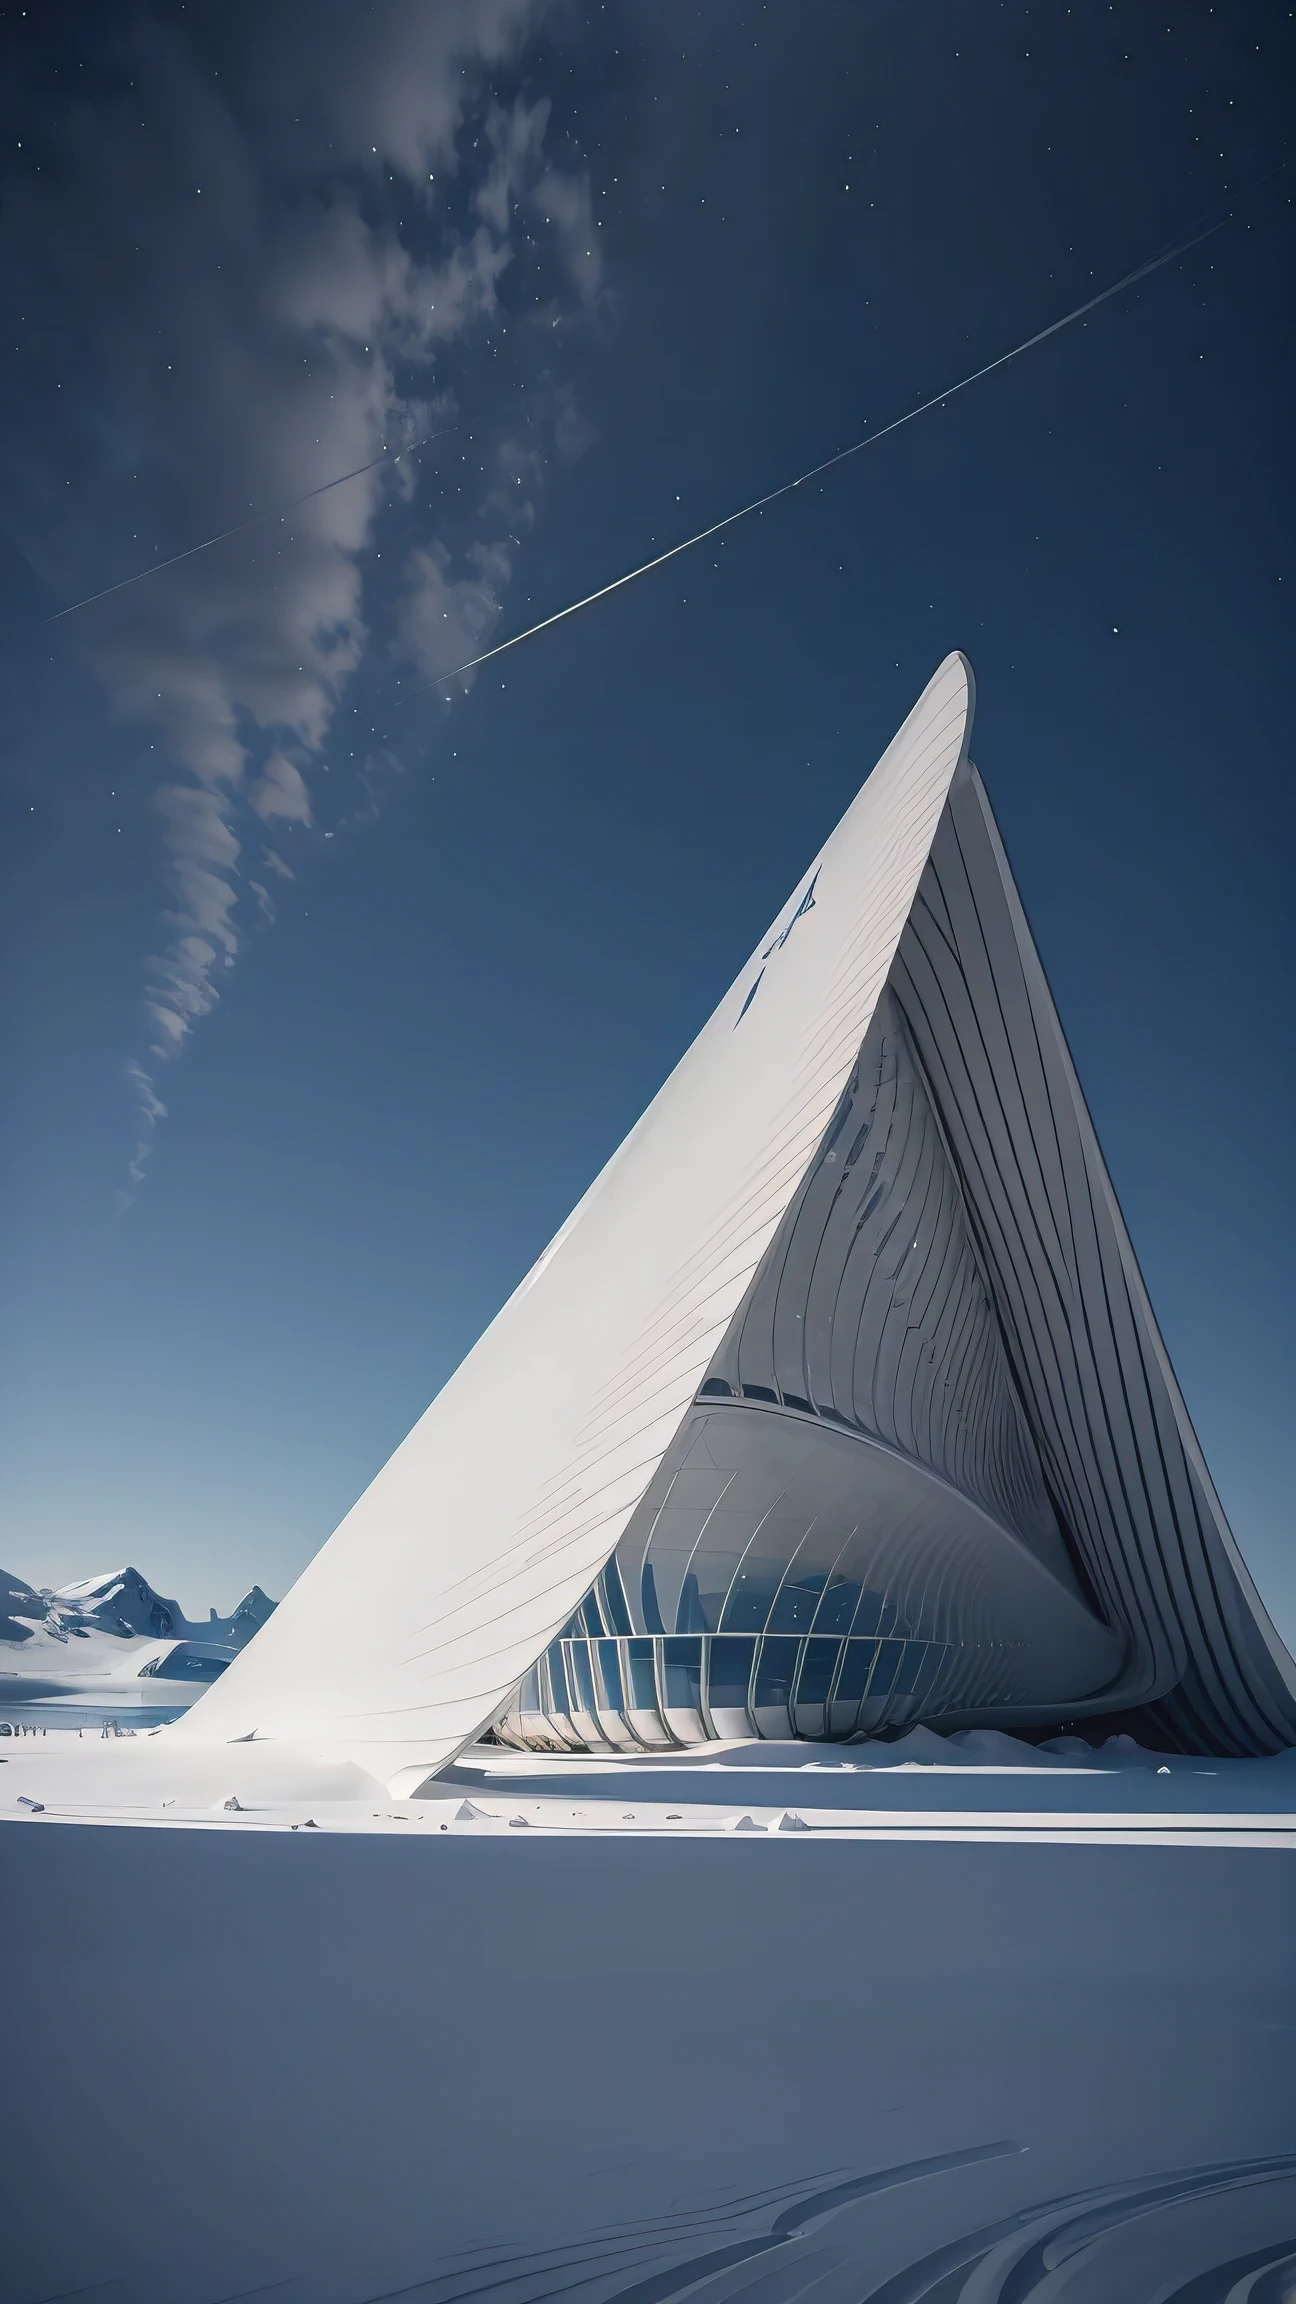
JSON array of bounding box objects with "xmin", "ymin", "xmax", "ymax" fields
[{"xmin": 179, "ymin": 655, "xmax": 976, "ymax": 1782}]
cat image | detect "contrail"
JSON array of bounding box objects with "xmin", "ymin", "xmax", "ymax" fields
[
  {"xmin": 429, "ymin": 218, "xmax": 1225, "ymax": 692},
  {"xmin": 44, "ymin": 428, "xmax": 456, "ymax": 624}
]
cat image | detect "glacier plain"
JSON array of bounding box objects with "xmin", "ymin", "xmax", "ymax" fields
[{"xmin": 3, "ymin": 1729, "xmax": 1295, "ymax": 2302}]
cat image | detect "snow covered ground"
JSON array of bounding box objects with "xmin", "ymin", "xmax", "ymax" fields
[
  {"xmin": 3, "ymin": 1731, "xmax": 1295, "ymax": 2300},
  {"xmin": 4, "ymin": 1721, "xmax": 1296, "ymax": 1848}
]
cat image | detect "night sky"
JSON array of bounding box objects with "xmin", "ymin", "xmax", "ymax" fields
[{"xmin": 1, "ymin": 2, "xmax": 1291, "ymax": 1637}]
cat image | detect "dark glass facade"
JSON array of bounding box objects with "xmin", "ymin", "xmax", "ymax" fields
[{"xmin": 499, "ymin": 1626, "xmax": 954, "ymax": 1750}]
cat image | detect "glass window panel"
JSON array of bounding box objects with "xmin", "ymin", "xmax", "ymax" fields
[
  {"xmin": 833, "ymin": 1639, "xmax": 879, "ymax": 1704},
  {"xmin": 768, "ymin": 1571, "xmax": 828, "ymax": 1634},
  {"xmin": 813, "ymin": 1578, "xmax": 862, "ymax": 1635},
  {"xmin": 674, "ymin": 1570, "xmax": 707, "ymax": 1633},
  {"xmin": 598, "ymin": 1559, "xmax": 634, "ymax": 1636},
  {"xmin": 566, "ymin": 1639, "xmax": 599, "ymax": 1716},
  {"xmin": 851, "ymin": 1589, "xmax": 891, "ymax": 1638},
  {"xmin": 661, "ymin": 1636, "xmax": 703, "ymax": 1709},
  {"xmin": 766, "ymin": 1515, "xmax": 854, "ymax": 1635},
  {"xmin": 624, "ymin": 1637, "xmax": 658, "ymax": 1710},
  {"xmin": 795, "ymin": 1637, "xmax": 843, "ymax": 1707},
  {"xmin": 892, "ymin": 1640, "xmax": 928, "ymax": 1697},
  {"xmin": 638, "ymin": 1455, "xmax": 735, "ymax": 1636},
  {"xmin": 579, "ymin": 1590, "xmax": 606, "ymax": 1637},
  {"xmin": 687, "ymin": 1509, "xmax": 763, "ymax": 1630},
  {"xmin": 752, "ymin": 1636, "xmax": 801, "ymax": 1710},
  {"xmin": 908, "ymin": 1641, "xmax": 947, "ymax": 1708},
  {"xmin": 868, "ymin": 1639, "xmax": 905, "ymax": 1701},
  {"xmin": 640, "ymin": 1561, "xmax": 666, "ymax": 1635},
  {"xmin": 642, "ymin": 1530, "xmax": 711, "ymax": 1637},
  {"xmin": 543, "ymin": 1643, "xmax": 569, "ymax": 1715},
  {"xmin": 595, "ymin": 1639, "xmax": 625, "ymax": 1710},
  {"xmin": 693, "ymin": 1575, "xmax": 740, "ymax": 1631},
  {"xmin": 706, "ymin": 1634, "xmax": 757, "ymax": 1708},
  {"xmin": 719, "ymin": 1560, "xmax": 789, "ymax": 1633}
]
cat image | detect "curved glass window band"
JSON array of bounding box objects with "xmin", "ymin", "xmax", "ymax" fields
[{"xmin": 512, "ymin": 1633, "xmax": 957, "ymax": 1751}]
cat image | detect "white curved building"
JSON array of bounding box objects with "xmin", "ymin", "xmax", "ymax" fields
[{"xmin": 178, "ymin": 654, "xmax": 1296, "ymax": 1782}]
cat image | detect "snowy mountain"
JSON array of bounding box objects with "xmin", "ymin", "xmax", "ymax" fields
[
  {"xmin": 2, "ymin": 1565, "xmax": 274, "ymax": 1650},
  {"xmin": 0, "ymin": 1566, "xmax": 277, "ymax": 1728}
]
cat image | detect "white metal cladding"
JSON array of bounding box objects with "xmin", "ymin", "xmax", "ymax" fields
[
  {"xmin": 178, "ymin": 653, "xmax": 977, "ymax": 1780},
  {"xmin": 885, "ymin": 768, "xmax": 1296, "ymax": 1754}
]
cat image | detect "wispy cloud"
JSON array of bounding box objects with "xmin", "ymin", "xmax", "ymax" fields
[
  {"xmin": 0, "ymin": 0, "xmax": 602, "ymax": 1197},
  {"xmin": 248, "ymin": 753, "xmax": 314, "ymax": 829},
  {"xmin": 124, "ymin": 1059, "xmax": 167, "ymax": 1193},
  {"xmin": 533, "ymin": 167, "xmax": 605, "ymax": 308},
  {"xmin": 399, "ymin": 537, "xmax": 513, "ymax": 700}
]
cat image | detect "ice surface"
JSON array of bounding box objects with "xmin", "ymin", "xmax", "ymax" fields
[
  {"xmin": 4, "ymin": 1729, "xmax": 1292, "ymax": 2299},
  {"xmin": 2, "ymin": 1766, "xmax": 1294, "ymax": 2302}
]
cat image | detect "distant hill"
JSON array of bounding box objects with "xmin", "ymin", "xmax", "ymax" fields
[{"xmin": 1, "ymin": 1566, "xmax": 276, "ymax": 1651}]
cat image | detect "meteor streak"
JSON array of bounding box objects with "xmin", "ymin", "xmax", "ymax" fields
[
  {"xmin": 430, "ymin": 218, "xmax": 1225, "ymax": 693},
  {"xmin": 45, "ymin": 429, "xmax": 456, "ymax": 624}
]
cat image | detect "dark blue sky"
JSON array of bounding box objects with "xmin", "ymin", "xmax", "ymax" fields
[{"xmin": 1, "ymin": 1, "xmax": 1291, "ymax": 1634}]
